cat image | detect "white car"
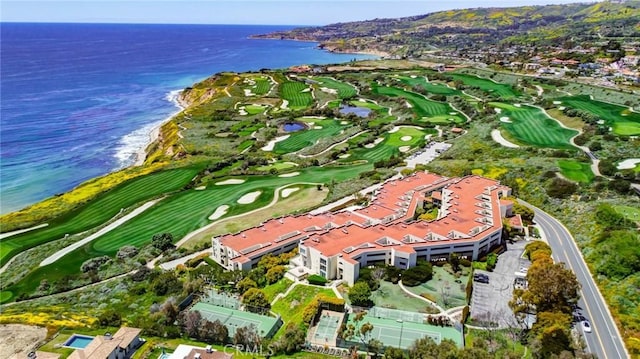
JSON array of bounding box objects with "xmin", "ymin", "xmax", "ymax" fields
[{"xmin": 581, "ymin": 320, "xmax": 592, "ymax": 333}]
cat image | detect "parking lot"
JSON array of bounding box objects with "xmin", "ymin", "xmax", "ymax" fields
[
  {"xmin": 406, "ymin": 141, "xmax": 452, "ymax": 169},
  {"xmin": 470, "ymin": 240, "xmax": 531, "ymax": 328}
]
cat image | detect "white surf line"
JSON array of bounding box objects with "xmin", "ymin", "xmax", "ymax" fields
[
  {"xmin": 175, "ymin": 182, "xmax": 320, "ymax": 247},
  {"xmin": 0, "ymin": 223, "xmax": 49, "ymax": 240},
  {"xmin": 39, "ymin": 198, "xmax": 163, "ymax": 267}
]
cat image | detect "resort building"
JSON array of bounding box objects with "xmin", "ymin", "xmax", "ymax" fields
[
  {"xmin": 67, "ymin": 327, "xmax": 142, "ymax": 359},
  {"xmin": 211, "ymin": 172, "xmax": 517, "ymax": 285},
  {"xmin": 167, "ymin": 345, "xmax": 233, "ymax": 359}
]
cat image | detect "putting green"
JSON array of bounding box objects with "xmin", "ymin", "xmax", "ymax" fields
[
  {"xmin": 557, "ymin": 159, "xmax": 594, "ymax": 183},
  {"xmin": 613, "ymin": 205, "xmax": 640, "ymax": 222}
]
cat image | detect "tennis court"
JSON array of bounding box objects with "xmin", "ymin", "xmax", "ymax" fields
[
  {"xmin": 369, "ymin": 306, "xmax": 425, "ymax": 324},
  {"xmin": 343, "ymin": 313, "xmax": 463, "ymax": 349},
  {"xmin": 202, "ymin": 289, "xmax": 241, "ymax": 309},
  {"xmin": 191, "ymin": 302, "xmax": 281, "ymax": 338},
  {"xmin": 308, "ymin": 310, "xmax": 344, "ymax": 346}
]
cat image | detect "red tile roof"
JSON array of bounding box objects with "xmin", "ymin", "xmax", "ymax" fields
[{"xmin": 218, "ymin": 172, "xmax": 510, "ymax": 265}]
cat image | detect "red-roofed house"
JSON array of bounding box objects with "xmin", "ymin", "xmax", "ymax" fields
[{"xmin": 211, "ymin": 172, "xmax": 514, "ymax": 285}]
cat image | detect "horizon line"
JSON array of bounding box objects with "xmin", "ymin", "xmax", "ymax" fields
[{"xmin": 0, "ymin": 21, "xmax": 316, "ymax": 27}]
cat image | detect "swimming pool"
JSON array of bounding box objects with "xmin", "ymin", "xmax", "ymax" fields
[{"xmin": 63, "ymin": 334, "xmax": 95, "ymax": 349}]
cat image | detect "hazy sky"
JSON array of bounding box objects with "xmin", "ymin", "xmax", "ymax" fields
[{"xmin": 1, "ymin": 0, "xmax": 595, "ymax": 26}]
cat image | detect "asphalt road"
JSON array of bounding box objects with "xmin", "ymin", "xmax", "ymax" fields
[{"xmin": 521, "ymin": 200, "xmax": 628, "ymax": 359}]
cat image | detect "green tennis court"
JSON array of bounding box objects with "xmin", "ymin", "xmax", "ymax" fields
[
  {"xmin": 309, "ymin": 310, "xmax": 344, "ymax": 346},
  {"xmin": 344, "ymin": 313, "xmax": 463, "ymax": 349},
  {"xmin": 191, "ymin": 302, "xmax": 281, "ymax": 338},
  {"xmin": 202, "ymin": 289, "xmax": 241, "ymax": 309}
]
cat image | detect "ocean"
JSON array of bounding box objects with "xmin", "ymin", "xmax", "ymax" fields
[{"xmin": 0, "ymin": 23, "xmax": 376, "ymax": 214}]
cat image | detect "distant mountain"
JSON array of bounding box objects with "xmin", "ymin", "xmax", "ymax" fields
[{"xmin": 254, "ymin": 1, "xmax": 640, "ymax": 57}]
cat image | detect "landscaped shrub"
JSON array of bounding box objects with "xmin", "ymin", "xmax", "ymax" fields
[
  {"xmin": 307, "ymin": 274, "xmax": 328, "ymax": 286},
  {"xmin": 402, "ymin": 262, "xmax": 433, "ymax": 286},
  {"xmin": 116, "ymin": 245, "xmax": 138, "ymax": 260},
  {"xmin": 486, "ymin": 253, "xmax": 498, "ymax": 272},
  {"xmin": 459, "ymin": 258, "xmax": 472, "ymax": 267},
  {"xmin": 80, "ymin": 256, "xmax": 111, "ymax": 273}
]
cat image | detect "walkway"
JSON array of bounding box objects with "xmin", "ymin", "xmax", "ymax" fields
[{"xmin": 39, "ymin": 198, "xmax": 164, "ymax": 267}]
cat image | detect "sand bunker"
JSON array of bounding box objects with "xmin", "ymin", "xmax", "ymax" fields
[
  {"xmin": 216, "ymin": 179, "xmax": 246, "ymax": 185},
  {"xmin": 194, "ymin": 186, "xmax": 206, "ymax": 190},
  {"xmin": 617, "ymin": 158, "xmax": 640, "ymax": 170},
  {"xmin": 302, "ymin": 88, "xmax": 311, "ymax": 92},
  {"xmin": 365, "ymin": 138, "xmax": 384, "ymax": 148},
  {"xmin": 514, "ymin": 104, "xmax": 522, "ymax": 107},
  {"xmin": 238, "ymin": 191, "xmax": 261, "ymax": 204},
  {"xmin": 553, "ymin": 101, "xmax": 562, "ymax": 105},
  {"xmin": 559, "ymin": 106, "xmax": 566, "ymax": 111},
  {"xmin": 261, "ymin": 135, "xmax": 290, "ymax": 151},
  {"xmin": 491, "ymin": 129, "xmax": 519, "ymax": 148},
  {"xmin": 494, "ymin": 108, "xmax": 502, "ymax": 114},
  {"xmin": 406, "ymin": 102, "xmax": 413, "ymax": 108},
  {"xmin": 208, "ymin": 205, "xmax": 229, "ymax": 220},
  {"xmin": 279, "ymin": 171, "xmax": 300, "ymax": 177},
  {"xmin": 314, "ymin": 126, "xmax": 323, "ymax": 129},
  {"xmin": 244, "ymin": 89, "xmax": 255, "ymax": 96},
  {"xmin": 238, "ymin": 109, "xmax": 248, "ymax": 115},
  {"xmin": 340, "ymin": 121, "xmax": 349, "ymax": 125},
  {"xmin": 320, "ymin": 87, "xmax": 337, "ymax": 94},
  {"xmin": 339, "ymin": 153, "xmax": 351, "ymax": 159},
  {"xmin": 500, "ymin": 117, "xmax": 512, "ymax": 123},
  {"xmin": 280, "ymin": 100, "xmax": 289, "ymax": 109},
  {"xmin": 388, "ymin": 126, "xmax": 400, "ymax": 133},
  {"xmin": 401, "ymin": 136, "xmax": 412, "ymax": 142},
  {"xmin": 399, "ymin": 146, "xmax": 411, "ymax": 153},
  {"xmin": 449, "ymin": 112, "xmax": 457, "ymax": 115},
  {"xmin": 282, "ymin": 187, "xmax": 300, "ymax": 198}
]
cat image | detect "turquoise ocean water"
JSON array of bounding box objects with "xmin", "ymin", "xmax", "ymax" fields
[{"xmin": 0, "ymin": 23, "xmax": 375, "ymax": 214}]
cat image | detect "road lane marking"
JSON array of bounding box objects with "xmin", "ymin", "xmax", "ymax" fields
[
  {"xmin": 536, "ymin": 213, "xmax": 605, "ymax": 357},
  {"xmin": 539, "ymin": 211, "xmax": 626, "ymax": 359}
]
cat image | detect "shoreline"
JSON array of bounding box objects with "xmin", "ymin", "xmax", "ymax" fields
[{"xmin": 132, "ymin": 89, "xmax": 186, "ymax": 167}]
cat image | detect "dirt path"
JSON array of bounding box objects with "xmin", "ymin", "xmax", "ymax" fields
[
  {"xmin": 39, "ymin": 198, "xmax": 164, "ymax": 267},
  {"xmin": 0, "ymin": 324, "xmax": 47, "ymax": 358}
]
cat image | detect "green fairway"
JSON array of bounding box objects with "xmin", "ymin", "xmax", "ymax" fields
[
  {"xmin": 557, "ymin": 159, "xmax": 594, "ymax": 183},
  {"xmin": 350, "ymin": 99, "xmax": 385, "ymax": 111},
  {"xmin": 395, "ymin": 75, "xmax": 461, "ymax": 96},
  {"xmin": 279, "ymin": 80, "xmax": 313, "ymax": 109},
  {"xmin": 314, "ymin": 77, "xmax": 357, "ymax": 98},
  {"xmin": 372, "ymin": 85, "xmax": 466, "ymax": 124},
  {"xmin": 558, "ymin": 95, "xmax": 640, "ymax": 136},
  {"xmin": 273, "ymin": 119, "xmax": 349, "ymax": 154},
  {"xmin": 243, "ymin": 104, "xmax": 268, "ymax": 115},
  {"xmin": 251, "ymin": 76, "xmax": 272, "ymax": 95},
  {"xmin": 256, "ymin": 162, "xmax": 298, "ymax": 172},
  {"xmin": 491, "ymin": 102, "xmax": 578, "ymax": 150},
  {"xmin": 449, "ymin": 73, "xmax": 520, "ymax": 100},
  {"xmin": 4, "ymin": 164, "xmax": 373, "ymax": 301},
  {"xmin": 613, "ymin": 205, "xmax": 640, "ymax": 222},
  {"xmin": 0, "ymin": 166, "xmax": 202, "ymax": 265},
  {"xmin": 344, "ymin": 126, "xmax": 428, "ymax": 164}
]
